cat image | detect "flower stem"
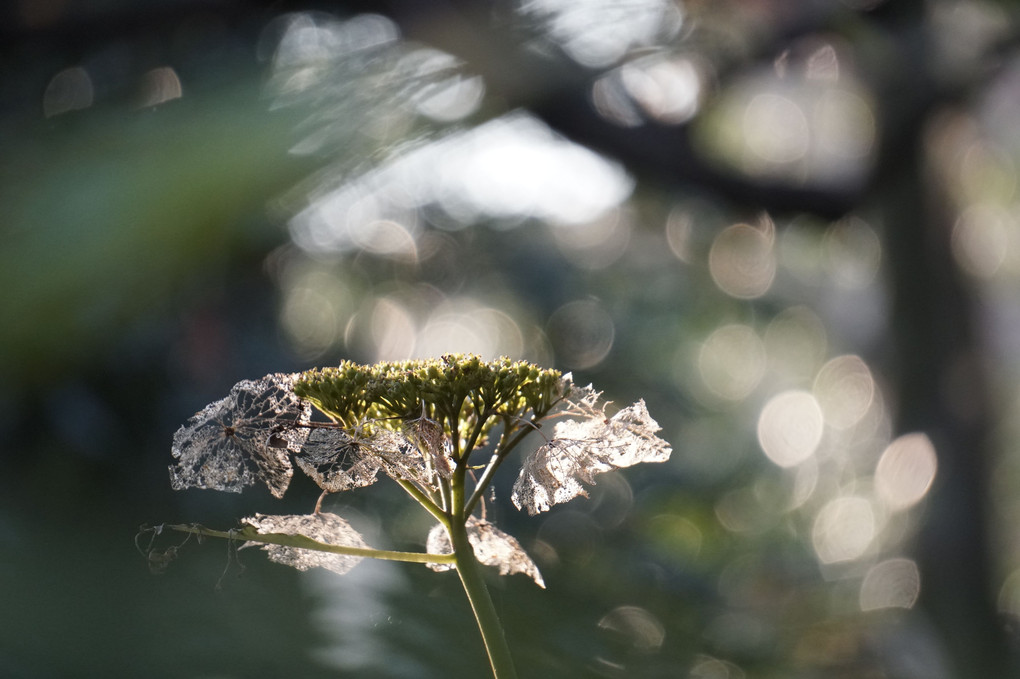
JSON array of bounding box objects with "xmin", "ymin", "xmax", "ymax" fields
[
  {"xmin": 448, "ymin": 517, "xmax": 519, "ymax": 679},
  {"xmin": 465, "ymin": 421, "xmax": 535, "ymax": 517},
  {"xmin": 396, "ymin": 479, "xmax": 448, "ymax": 526}
]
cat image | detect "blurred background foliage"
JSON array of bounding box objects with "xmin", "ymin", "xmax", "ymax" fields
[{"xmin": 3, "ymin": 0, "xmax": 1020, "ymax": 677}]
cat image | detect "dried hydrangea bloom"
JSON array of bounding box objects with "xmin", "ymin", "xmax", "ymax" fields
[
  {"xmin": 166, "ymin": 358, "xmax": 670, "ymax": 591},
  {"xmin": 427, "ymin": 517, "xmax": 545, "ymax": 588},
  {"xmin": 242, "ymin": 513, "xmax": 369, "ymax": 575},
  {"xmin": 169, "ymin": 373, "xmax": 310, "ymax": 498},
  {"xmin": 512, "ymin": 383, "xmax": 672, "ymax": 515},
  {"xmin": 159, "ymin": 355, "xmax": 674, "ymax": 679}
]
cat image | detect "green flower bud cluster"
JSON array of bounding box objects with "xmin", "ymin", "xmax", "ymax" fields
[{"xmin": 294, "ymin": 355, "xmax": 565, "ymax": 459}]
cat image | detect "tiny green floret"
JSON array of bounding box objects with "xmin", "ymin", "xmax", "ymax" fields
[{"xmin": 294, "ymin": 354, "xmax": 564, "ymax": 462}]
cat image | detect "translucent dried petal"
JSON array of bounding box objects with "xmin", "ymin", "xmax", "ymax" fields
[
  {"xmin": 362, "ymin": 428, "xmax": 433, "ymax": 489},
  {"xmin": 562, "ymin": 378, "xmax": 600, "ymax": 413},
  {"xmin": 404, "ymin": 415, "xmax": 454, "ymax": 479},
  {"xmin": 242, "ymin": 512, "xmax": 369, "ymax": 575},
  {"xmin": 294, "ymin": 428, "xmax": 382, "ymax": 492},
  {"xmin": 169, "ymin": 373, "xmax": 310, "ymax": 498},
  {"xmin": 426, "ymin": 517, "xmax": 545, "ymax": 588},
  {"xmin": 512, "ymin": 395, "xmax": 671, "ymax": 514},
  {"xmin": 511, "ymin": 439, "xmax": 589, "ymax": 513},
  {"xmin": 292, "ymin": 422, "xmax": 439, "ymax": 493}
]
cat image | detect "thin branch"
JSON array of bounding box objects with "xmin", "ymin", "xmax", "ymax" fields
[
  {"xmin": 165, "ymin": 523, "xmax": 456, "ymax": 566},
  {"xmin": 459, "ymin": 405, "xmax": 492, "ymax": 467},
  {"xmin": 465, "ymin": 418, "xmax": 539, "ymax": 517},
  {"xmin": 396, "ymin": 479, "xmax": 450, "ymax": 527},
  {"xmin": 438, "ymin": 474, "xmax": 452, "ymax": 513}
]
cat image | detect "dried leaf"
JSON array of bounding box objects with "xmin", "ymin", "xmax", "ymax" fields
[
  {"xmin": 511, "ymin": 388, "xmax": 671, "ymax": 515},
  {"xmin": 404, "ymin": 415, "xmax": 454, "ymax": 479},
  {"xmin": 241, "ymin": 513, "xmax": 369, "ymax": 575},
  {"xmin": 169, "ymin": 373, "xmax": 310, "ymax": 498},
  {"xmin": 363, "ymin": 428, "xmax": 433, "ymax": 488},
  {"xmin": 426, "ymin": 517, "xmax": 545, "ymax": 588},
  {"xmin": 293, "ymin": 422, "xmax": 440, "ymax": 494},
  {"xmin": 293, "ymin": 428, "xmax": 382, "ymax": 492}
]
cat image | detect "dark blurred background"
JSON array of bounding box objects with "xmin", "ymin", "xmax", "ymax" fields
[{"xmin": 4, "ymin": 1, "xmax": 1020, "ymax": 677}]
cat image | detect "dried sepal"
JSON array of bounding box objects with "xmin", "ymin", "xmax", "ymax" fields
[
  {"xmin": 169, "ymin": 373, "xmax": 310, "ymax": 498},
  {"xmin": 404, "ymin": 413, "xmax": 454, "ymax": 479},
  {"xmin": 293, "ymin": 428, "xmax": 382, "ymax": 492},
  {"xmin": 426, "ymin": 517, "xmax": 545, "ymax": 588},
  {"xmin": 241, "ymin": 512, "xmax": 369, "ymax": 575},
  {"xmin": 511, "ymin": 385, "xmax": 671, "ymax": 515},
  {"xmin": 363, "ymin": 428, "xmax": 433, "ymax": 488},
  {"xmin": 292, "ymin": 421, "xmax": 443, "ymax": 494}
]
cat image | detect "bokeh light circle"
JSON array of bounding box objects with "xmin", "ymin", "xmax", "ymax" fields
[
  {"xmin": 875, "ymin": 432, "xmax": 937, "ymax": 510},
  {"xmin": 709, "ymin": 223, "xmax": 776, "ymax": 299},
  {"xmin": 812, "ymin": 495, "xmax": 875, "ymax": 564},
  {"xmin": 813, "ymin": 354, "xmax": 875, "ymax": 430},
  {"xmin": 860, "ymin": 558, "xmax": 921, "ymax": 610},
  {"xmin": 698, "ymin": 324, "xmax": 766, "ymax": 401},
  {"xmin": 757, "ymin": 390, "xmax": 824, "ymax": 467}
]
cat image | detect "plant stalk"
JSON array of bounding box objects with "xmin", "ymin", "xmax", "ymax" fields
[
  {"xmin": 448, "ymin": 517, "xmax": 519, "ymax": 679},
  {"xmin": 465, "ymin": 420, "xmax": 535, "ymax": 516}
]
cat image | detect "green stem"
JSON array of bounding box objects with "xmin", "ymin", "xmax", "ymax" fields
[
  {"xmin": 448, "ymin": 518, "xmax": 519, "ymax": 679},
  {"xmin": 459, "ymin": 409, "xmax": 490, "ymax": 464},
  {"xmin": 165, "ymin": 523, "xmax": 456, "ymax": 565},
  {"xmin": 465, "ymin": 421, "xmax": 536, "ymax": 517},
  {"xmin": 446, "ymin": 449, "xmax": 517, "ymax": 678},
  {"xmin": 396, "ymin": 479, "xmax": 448, "ymax": 527}
]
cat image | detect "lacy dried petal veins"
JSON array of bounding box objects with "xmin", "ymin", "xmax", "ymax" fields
[
  {"xmin": 293, "ymin": 428, "xmax": 383, "ymax": 492},
  {"xmin": 511, "ymin": 391, "xmax": 672, "ymax": 515},
  {"xmin": 427, "ymin": 517, "xmax": 545, "ymax": 588},
  {"xmin": 242, "ymin": 512, "xmax": 369, "ymax": 575},
  {"xmin": 167, "ymin": 377, "xmax": 452, "ymax": 498},
  {"xmin": 169, "ymin": 373, "xmax": 310, "ymax": 499}
]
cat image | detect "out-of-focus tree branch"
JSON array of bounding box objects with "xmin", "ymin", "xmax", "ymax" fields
[{"xmin": 352, "ymin": 0, "xmax": 861, "ymax": 217}]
